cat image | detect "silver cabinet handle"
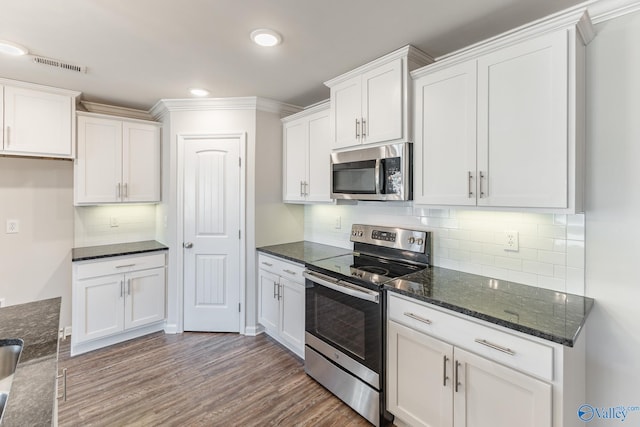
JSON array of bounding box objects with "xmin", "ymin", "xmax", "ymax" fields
[
  {"xmin": 282, "ymin": 269, "xmax": 297, "ymax": 276},
  {"xmin": 468, "ymin": 171, "xmax": 473, "ymax": 198},
  {"xmin": 474, "ymin": 339, "xmax": 516, "ymax": 356},
  {"xmin": 304, "ymin": 181, "xmax": 309, "ymax": 196},
  {"xmin": 300, "ymin": 181, "xmax": 304, "ymax": 197},
  {"xmin": 355, "ymin": 118, "xmax": 360, "ymax": 139},
  {"xmin": 115, "ymin": 264, "xmax": 136, "ymax": 269},
  {"xmin": 273, "ymin": 281, "xmax": 278, "ymax": 299},
  {"xmin": 261, "ymin": 261, "xmax": 273, "ymax": 267},
  {"xmin": 57, "ymin": 368, "xmax": 67, "ymax": 401},
  {"xmin": 127, "ymin": 279, "xmax": 131, "ymax": 296},
  {"xmin": 278, "ymin": 284, "xmax": 283, "ymax": 301},
  {"xmin": 123, "ymin": 183, "xmax": 128, "ymax": 198},
  {"xmin": 404, "ymin": 312, "xmax": 432, "ymax": 325},
  {"xmin": 362, "ymin": 118, "xmax": 366, "ymax": 138},
  {"xmin": 443, "ymin": 355, "xmax": 449, "ymax": 386},
  {"xmin": 5, "ymin": 126, "xmax": 10, "ymax": 146},
  {"xmin": 183, "ymin": 242, "xmax": 193, "ymax": 249},
  {"xmin": 120, "ymin": 280, "xmax": 124, "ymax": 298},
  {"xmin": 479, "ymin": 171, "xmax": 486, "ymax": 198},
  {"xmin": 455, "ymin": 361, "xmax": 461, "ymax": 392},
  {"xmin": 116, "ymin": 183, "xmax": 121, "ymax": 199}
]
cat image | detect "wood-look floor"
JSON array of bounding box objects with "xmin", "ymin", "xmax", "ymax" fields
[{"xmin": 57, "ymin": 332, "xmax": 373, "ymax": 426}]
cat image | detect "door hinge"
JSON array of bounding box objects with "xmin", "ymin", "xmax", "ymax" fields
[
  {"xmin": 238, "ymin": 229, "xmax": 241, "ymax": 239},
  {"xmin": 239, "ymin": 157, "xmax": 241, "ymax": 167},
  {"xmin": 238, "ymin": 302, "xmax": 241, "ymax": 313}
]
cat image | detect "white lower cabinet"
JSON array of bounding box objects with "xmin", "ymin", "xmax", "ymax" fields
[
  {"xmin": 257, "ymin": 253, "xmax": 305, "ymax": 358},
  {"xmin": 387, "ymin": 293, "xmax": 585, "ymax": 427},
  {"xmin": 72, "ymin": 252, "xmax": 167, "ymax": 356}
]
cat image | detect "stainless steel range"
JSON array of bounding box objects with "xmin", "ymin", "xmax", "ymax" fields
[{"xmin": 303, "ymin": 224, "xmax": 431, "ymax": 426}]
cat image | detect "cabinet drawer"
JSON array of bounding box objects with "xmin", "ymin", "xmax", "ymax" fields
[
  {"xmin": 388, "ymin": 293, "xmax": 554, "ymax": 381},
  {"xmin": 258, "ymin": 254, "xmax": 304, "ymax": 283},
  {"xmin": 75, "ymin": 252, "xmax": 166, "ymax": 279}
]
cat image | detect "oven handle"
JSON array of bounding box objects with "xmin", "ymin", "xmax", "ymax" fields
[{"xmin": 303, "ymin": 270, "xmax": 379, "ymax": 304}]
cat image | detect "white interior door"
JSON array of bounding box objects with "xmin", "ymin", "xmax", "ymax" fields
[{"xmin": 183, "ymin": 136, "xmax": 242, "ymax": 332}]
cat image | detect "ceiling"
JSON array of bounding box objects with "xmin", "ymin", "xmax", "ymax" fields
[{"xmin": 0, "ymin": 0, "xmax": 587, "ymax": 111}]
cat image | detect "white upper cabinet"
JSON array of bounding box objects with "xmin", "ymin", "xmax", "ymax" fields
[
  {"xmin": 1, "ymin": 80, "xmax": 79, "ymax": 158},
  {"xmin": 282, "ymin": 102, "xmax": 332, "ymax": 203},
  {"xmin": 326, "ymin": 45, "xmax": 433, "ymax": 150},
  {"xmin": 75, "ymin": 112, "xmax": 161, "ymax": 205},
  {"xmin": 413, "ymin": 9, "xmax": 594, "ymax": 213}
]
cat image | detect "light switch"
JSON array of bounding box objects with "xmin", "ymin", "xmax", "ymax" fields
[{"xmin": 6, "ymin": 219, "xmax": 19, "ymax": 234}]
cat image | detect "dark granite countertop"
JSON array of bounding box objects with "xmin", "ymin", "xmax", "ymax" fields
[
  {"xmin": 257, "ymin": 241, "xmax": 352, "ymax": 265},
  {"xmin": 385, "ymin": 267, "xmax": 594, "ymax": 347},
  {"xmin": 0, "ymin": 297, "xmax": 61, "ymax": 426},
  {"xmin": 72, "ymin": 240, "xmax": 168, "ymax": 262}
]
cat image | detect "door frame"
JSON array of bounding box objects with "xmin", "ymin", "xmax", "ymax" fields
[{"xmin": 176, "ymin": 132, "xmax": 247, "ymax": 334}]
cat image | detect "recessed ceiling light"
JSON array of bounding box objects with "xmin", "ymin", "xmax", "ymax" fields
[
  {"xmin": 250, "ymin": 29, "xmax": 282, "ymax": 47},
  {"xmin": 0, "ymin": 40, "xmax": 29, "ymax": 56},
  {"xmin": 189, "ymin": 88, "xmax": 209, "ymax": 97}
]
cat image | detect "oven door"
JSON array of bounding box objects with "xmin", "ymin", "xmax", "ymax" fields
[{"xmin": 304, "ymin": 270, "xmax": 382, "ymax": 384}]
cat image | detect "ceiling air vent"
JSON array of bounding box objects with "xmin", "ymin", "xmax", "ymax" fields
[{"xmin": 32, "ymin": 55, "xmax": 86, "ymax": 73}]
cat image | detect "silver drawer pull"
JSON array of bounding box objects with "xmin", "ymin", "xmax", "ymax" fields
[
  {"xmin": 474, "ymin": 339, "xmax": 516, "ymax": 356},
  {"xmin": 404, "ymin": 312, "xmax": 432, "ymax": 325},
  {"xmin": 115, "ymin": 264, "xmax": 136, "ymax": 269},
  {"xmin": 57, "ymin": 368, "xmax": 67, "ymax": 401},
  {"xmin": 261, "ymin": 262, "xmax": 273, "ymax": 267},
  {"xmin": 282, "ymin": 269, "xmax": 297, "ymax": 276}
]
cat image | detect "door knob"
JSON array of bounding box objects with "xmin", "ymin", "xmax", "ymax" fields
[{"xmin": 183, "ymin": 242, "xmax": 193, "ymax": 249}]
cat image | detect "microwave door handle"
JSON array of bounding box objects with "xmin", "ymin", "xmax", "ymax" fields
[{"xmin": 375, "ymin": 159, "xmax": 382, "ymax": 195}]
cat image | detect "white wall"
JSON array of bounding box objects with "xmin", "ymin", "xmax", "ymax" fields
[
  {"xmin": 0, "ymin": 157, "xmax": 73, "ymax": 327},
  {"xmin": 305, "ymin": 204, "xmax": 585, "ymax": 294},
  {"xmin": 585, "ymin": 9, "xmax": 640, "ymax": 409},
  {"xmin": 74, "ymin": 204, "xmax": 157, "ymax": 246}
]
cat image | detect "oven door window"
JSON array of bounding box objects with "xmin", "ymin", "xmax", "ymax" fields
[
  {"xmin": 306, "ymin": 280, "xmax": 381, "ymax": 373},
  {"xmin": 332, "ymin": 160, "xmax": 376, "ymax": 194}
]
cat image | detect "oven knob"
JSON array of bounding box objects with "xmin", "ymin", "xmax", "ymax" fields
[
  {"xmin": 416, "ymin": 238, "xmax": 424, "ymax": 245},
  {"xmin": 408, "ymin": 237, "xmax": 415, "ymax": 244},
  {"xmin": 358, "ymin": 231, "xmax": 364, "ymax": 237},
  {"xmin": 352, "ymin": 230, "xmax": 357, "ymax": 237}
]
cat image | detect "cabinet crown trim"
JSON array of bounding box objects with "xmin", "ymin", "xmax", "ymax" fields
[
  {"xmin": 281, "ymin": 100, "xmax": 329, "ymax": 123},
  {"xmin": 0, "ymin": 77, "xmax": 81, "ymax": 97},
  {"xmin": 324, "ymin": 45, "xmax": 433, "ymax": 88},
  {"xmin": 412, "ymin": 8, "xmax": 593, "ymax": 79},
  {"xmin": 150, "ymin": 96, "xmax": 302, "ymax": 119},
  {"xmin": 77, "ymin": 110, "xmax": 161, "ymax": 126}
]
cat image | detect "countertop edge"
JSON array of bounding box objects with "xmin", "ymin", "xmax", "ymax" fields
[
  {"xmin": 256, "ymin": 247, "xmax": 305, "ymax": 265},
  {"xmin": 385, "ymin": 286, "xmax": 590, "ymax": 347},
  {"xmin": 72, "ymin": 240, "xmax": 169, "ymax": 262}
]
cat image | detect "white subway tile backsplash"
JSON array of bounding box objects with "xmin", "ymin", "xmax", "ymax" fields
[{"xmin": 304, "ymin": 204, "xmax": 585, "ymax": 295}]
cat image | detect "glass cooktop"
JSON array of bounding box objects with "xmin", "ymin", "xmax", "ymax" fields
[{"xmin": 308, "ymin": 252, "xmax": 426, "ymax": 287}]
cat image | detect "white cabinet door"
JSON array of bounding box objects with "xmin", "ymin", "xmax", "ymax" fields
[
  {"xmin": 330, "ymin": 76, "xmax": 362, "ymax": 149},
  {"xmin": 75, "ymin": 115, "xmax": 122, "ymax": 204},
  {"xmin": 3, "ymin": 86, "xmax": 73, "ymax": 157},
  {"xmin": 122, "ymin": 121, "xmax": 161, "ymax": 202},
  {"xmin": 279, "ymin": 277, "xmax": 305, "ymax": 355},
  {"xmin": 453, "ymin": 347, "xmax": 552, "ymax": 427},
  {"xmin": 124, "ymin": 267, "xmax": 166, "ymax": 330},
  {"xmin": 75, "ymin": 275, "xmax": 125, "ymax": 343},
  {"xmin": 414, "ymin": 60, "xmax": 477, "ymax": 206},
  {"xmin": 361, "ymin": 58, "xmax": 403, "ymax": 145},
  {"xmin": 258, "ymin": 269, "xmax": 280, "ymax": 334},
  {"xmin": 306, "ymin": 109, "xmax": 332, "ymax": 202},
  {"xmin": 387, "ymin": 320, "xmax": 454, "ymax": 427},
  {"xmin": 477, "ymin": 31, "xmax": 568, "ymax": 208},
  {"xmin": 283, "ymin": 119, "xmax": 307, "ymax": 202}
]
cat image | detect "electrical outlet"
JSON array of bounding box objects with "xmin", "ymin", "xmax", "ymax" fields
[
  {"xmin": 334, "ymin": 216, "xmax": 342, "ymax": 230},
  {"xmin": 0, "ymin": 298, "xmax": 5, "ymax": 308},
  {"xmin": 6, "ymin": 219, "xmax": 19, "ymax": 234},
  {"xmin": 110, "ymin": 216, "xmax": 119, "ymax": 228},
  {"xmin": 504, "ymin": 231, "xmax": 519, "ymax": 251}
]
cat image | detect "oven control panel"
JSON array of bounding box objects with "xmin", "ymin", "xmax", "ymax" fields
[{"xmin": 351, "ymin": 224, "xmax": 429, "ymax": 254}]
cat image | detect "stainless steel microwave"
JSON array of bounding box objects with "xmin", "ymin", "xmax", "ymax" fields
[{"xmin": 330, "ymin": 142, "xmax": 412, "ymax": 201}]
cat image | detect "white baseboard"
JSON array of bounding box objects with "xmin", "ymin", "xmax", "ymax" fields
[{"xmin": 244, "ymin": 324, "xmax": 264, "ymax": 336}]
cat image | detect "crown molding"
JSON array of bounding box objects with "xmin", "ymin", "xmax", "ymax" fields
[
  {"xmin": 79, "ymin": 101, "xmax": 154, "ymax": 121},
  {"xmin": 150, "ymin": 96, "xmax": 301, "ymax": 120},
  {"xmin": 281, "ymin": 99, "xmax": 329, "ymax": 122},
  {"xmin": 587, "ymin": 0, "xmax": 640, "ymax": 24},
  {"xmin": 0, "ymin": 77, "xmax": 80, "ymax": 98}
]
